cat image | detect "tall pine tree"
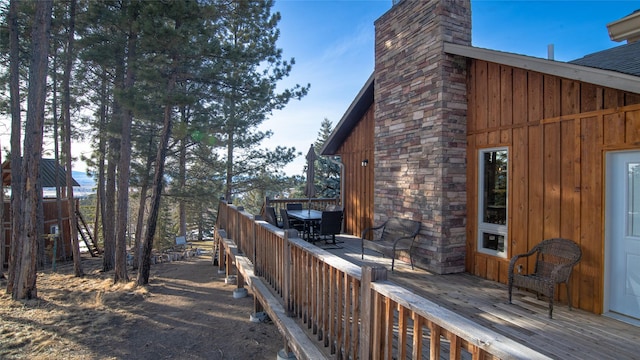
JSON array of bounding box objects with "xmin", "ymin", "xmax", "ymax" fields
[{"xmin": 213, "ymin": 0, "xmax": 308, "ymax": 202}]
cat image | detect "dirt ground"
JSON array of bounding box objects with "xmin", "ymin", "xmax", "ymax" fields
[{"xmin": 0, "ymin": 243, "xmax": 283, "ymax": 360}]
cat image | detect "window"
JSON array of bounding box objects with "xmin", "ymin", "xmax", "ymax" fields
[{"xmin": 478, "ymin": 148, "xmax": 508, "ymax": 257}]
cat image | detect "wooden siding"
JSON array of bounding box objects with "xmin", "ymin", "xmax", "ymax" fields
[
  {"xmin": 466, "ymin": 59, "xmax": 640, "ymax": 314},
  {"xmin": 336, "ymin": 105, "xmax": 375, "ymax": 238},
  {"xmin": 2, "ymin": 198, "xmax": 75, "ymax": 268}
]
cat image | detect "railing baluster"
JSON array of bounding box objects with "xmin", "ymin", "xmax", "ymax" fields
[
  {"xmin": 321, "ymin": 262, "xmax": 329, "ymax": 345},
  {"xmin": 384, "ymin": 298, "xmax": 394, "ymax": 359},
  {"xmin": 447, "ymin": 330, "xmax": 461, "ymax": 360},
  {"xmin": 398, "ymin": 305, "xmax": 409, "ymax": 359},
  {"xmin": 336, "ymin": 269, "xmax": 344, "ymax": 357},
  {"xmin": 429, "ymin": 321, "xmax": 442, "ymax": 360},
  {"xmin": 412, "ymin": 311, "xmax": 423, "ymax": 359}
]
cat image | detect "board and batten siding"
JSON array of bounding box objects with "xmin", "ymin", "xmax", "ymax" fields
[
  {"xmin": 2, "ymin": 199, "xmax": 75, "ymax": 268},
  {"xmin": 336, "ymin": 105, "xmax": 375, "ymax": 239},
  {"xmin": 466, "ymin": 59, "xmax": 640, "ymax": 314}
]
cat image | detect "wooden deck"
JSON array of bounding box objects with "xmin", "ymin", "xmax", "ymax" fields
[{"xmin": 312, "ymin": 234, "xmax": 640, "ymax": 360}]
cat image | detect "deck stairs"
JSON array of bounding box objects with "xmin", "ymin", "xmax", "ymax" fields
[{"xmin": 76, "ymin": 210, "xmax": 100, "ymax": 257}]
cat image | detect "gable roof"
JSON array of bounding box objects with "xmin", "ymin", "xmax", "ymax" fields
[
  {"xmin": 568, "ymin": 40, "xmax": 640, "ymax": 77},
  {"xmin": 320, "ymin": 73, "xmax": 374, "ymax": 156},
  {"xmin": 2, "ymin": 158, "xmax": 81, "ymax": 187}
]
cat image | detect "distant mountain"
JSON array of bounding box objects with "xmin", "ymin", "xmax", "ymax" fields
[
  {"xmin": 72, "ymin": 171, "xmax": 95, "ymax": 187},
  {"xmin": 37, "ymin": 171, "xmax": 96, "ymax": 198},
  {"xmin": 71, "ymin": 171, "xmax": 96, "ymax": 197}
]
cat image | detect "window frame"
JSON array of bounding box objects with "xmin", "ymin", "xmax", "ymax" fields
[{"xmin": 477, "ymin": 147, "xmax": 509, "ymax": 258}]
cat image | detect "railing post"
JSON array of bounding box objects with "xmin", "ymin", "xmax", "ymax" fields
[
  {"xmin": 359, "ymin": 265, "xmax": 387, "ymax": 360},
  {"xmin": 283, "ymin": 229, "xmax": 295, "ymax": 316},
  {"xmin": 253, "ymin": 215, "xmax": 261, "ymax": 265},
  {"xmin": 215, "ymin": 229, "xmax": 226, "ymax": 274},
  {"xmin": 235, "ymin": 206, "xmax": 244, "ymax": 253},
  {"xmin": 225, "ymin": 246, "xmax": 233, "ymax": 276}
]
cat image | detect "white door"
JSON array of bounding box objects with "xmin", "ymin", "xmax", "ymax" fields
[{"xmin": 606, "ymin": 151, "xmax": 640, "ymax": 320}]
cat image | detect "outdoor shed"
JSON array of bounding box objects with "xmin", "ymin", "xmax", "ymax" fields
[{"xmin": 1, "ymin": 159, "xmax": 81, "ymax": 268}]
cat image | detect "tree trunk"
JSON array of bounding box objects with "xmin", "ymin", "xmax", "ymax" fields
[
  {"xmin": 6, "ymin": 0, "xmax": 21, "ymax": 293},
  {"xmin": 114, "ymin": 13, "xmax": 138, "ymax": 283},
  {"xmin": 0, "ymin": 141, "xmax": 4, "ymax": 278},
  {"xmin": 62, "ymin": 0, "xmax": 82, "ymax": 277},
  {"xmin": 133, "ymin": 137, "xmax": 154, "ymax": 270},
  {"xmin": 94, "ymin": 69, "xmax": 109, "ymax": 251},
  {"xmin": 102, "ymin": 51, "xmax": 125, "ymax": 272},
  {"xmin": 13, "ymin": 0, "xmax": 53, "ymax": 299},
  {"xmin": 225, "ymin": 131, "xmax": 234, "ymax": 202},
  {"xmin": 102, "ymin": 137, "xmax": 117, "ymax": 272},
  {"xmin": 52, "ymin": 47, "xmax": 67, "ymax": 269},
  {"xmin": 138, "ymin": 76, "xmax": 176, "ymax": 286},
  {"xmin": 133, "ymin": 180, "xmax": 148, "ymax": 271},
  {"xmin": 178, "ymin": 106, "xmax": 187, "ymax": 238}
]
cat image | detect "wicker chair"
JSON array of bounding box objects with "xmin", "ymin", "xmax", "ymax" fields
[{"xmin": 508, "ymin": 238, "xmax": 582, "ymax": 318}]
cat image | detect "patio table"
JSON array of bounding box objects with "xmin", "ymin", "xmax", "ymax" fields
[{"xmin": 287, "ymin": 209, "xmax": 322, "ymax": 241}]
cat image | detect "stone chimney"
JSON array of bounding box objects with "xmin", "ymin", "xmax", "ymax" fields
[
  {"xmin": 608, "ymin": 10, "xmax": 640, "ymax": 43},
  {"xmin": 373, "ymin": 0, "xmax": 471, "ymax": 274}
]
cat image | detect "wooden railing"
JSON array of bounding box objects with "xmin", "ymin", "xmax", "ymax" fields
[
  {"xmin": 264, "ymin": 197, "xmax": 340, "ymax": 216},
  {"xmin": 215, "ymin": 202, "xmax": 550, "ymax": 360}
]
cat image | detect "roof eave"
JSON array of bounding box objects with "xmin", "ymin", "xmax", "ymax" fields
[
  {"xmin": 444, "ymin": 43, "xmax": 640, "ymax": 94},
  {"xmin": 320, "ymin": 73, "xmax": 375, "ymax": 156},
  {"xmin": 607, "ymin": 10, "xmax": 640, "ymax": 43}
]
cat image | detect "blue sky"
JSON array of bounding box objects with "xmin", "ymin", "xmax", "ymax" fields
[{"xmin": 264, "ymin": 0, "xmax": 639, "ymax": 176}]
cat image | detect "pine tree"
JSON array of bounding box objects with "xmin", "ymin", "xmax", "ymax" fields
[
  {"xmin": 213, "ymin": 0, "xmax": 308, "ymax": 202},
  {"xmin": 76, "ymin": 0, "xmax": 130, "ymax": 273},
  {"xmin": 137, "ymin": 0, "xmax": 219, "ymax": 285},
  {"xmin": 313, "ymin": 118, "xmax": 340, "ymax": 198}
]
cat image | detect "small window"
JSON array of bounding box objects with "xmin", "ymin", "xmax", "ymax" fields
[{"xmin": 478, "ymin": 148, "xmax": 508, "ymax": 257}]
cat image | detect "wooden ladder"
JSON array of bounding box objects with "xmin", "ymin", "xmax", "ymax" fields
[{"xmin": 76, "ymin": 210, "xmax": 100, "ymax": 257}]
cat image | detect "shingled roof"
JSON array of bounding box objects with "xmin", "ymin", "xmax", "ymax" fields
[
  {"xmin": 1, "ymin": 158, "xmax": 80, "ymax": 187},
  {"xmin": 569, "ymin": 40, "xmax": 640, "ymax": 77}
]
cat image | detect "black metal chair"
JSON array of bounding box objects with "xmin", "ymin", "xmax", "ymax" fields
[
  {"xmin": 264, "ymin": 207, "xmax": 282, "ymax": 228},
  {"xmin": 280, "ymin": 208, "xmax": 304, "ymax": 233},
  {"xmin": 317, "ymin": 210, "xmax": 343, "ymax": 245},
  {"xmin": 361, "ymin": 218, "xmax": 421, "ymax": 271},
  {"xmin": 286, "ymin": 203, "xmax": 303, "ymax": 210}
]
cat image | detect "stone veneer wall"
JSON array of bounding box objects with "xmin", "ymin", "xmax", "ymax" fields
[{"xmin": 374, "ymin": 0, "xmax": 470, "ymax": 274}]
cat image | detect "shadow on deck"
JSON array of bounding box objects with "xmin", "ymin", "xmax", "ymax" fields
[{"xmin": 317, "ymin": 234, "xmax": 640, "ymax": 360}]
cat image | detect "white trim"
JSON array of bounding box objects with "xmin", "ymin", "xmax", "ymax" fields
[
  {"xmin": 604, "ymin": 311, "xmax": 640, "ymax": 327},
  {"xmin": 444, "ymin": 43, "xmax": 640, "ymax": 94},
  {"xmin": 607, "ymin": 11, "xmax": 640, "ymax": 43},
  {"xmin": 605, "ymin": 150, "xmax": 640, "ymax": 320},
  {"xmin": 477, "ymin": 147, "xmax": 509, "ymax": 258}
]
